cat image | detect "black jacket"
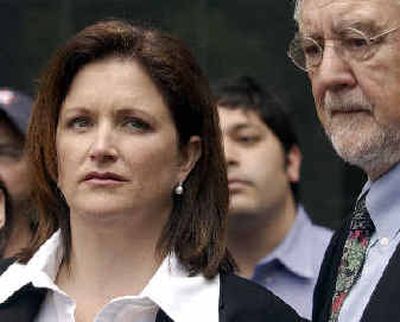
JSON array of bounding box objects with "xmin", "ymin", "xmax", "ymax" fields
[
  {"xmin": 313, "ymin": 214, "xmax": 400, "ymax": 321},
  {"xmin": 0, "ymin": 259, "xmax": 305, "ymax": 322}
]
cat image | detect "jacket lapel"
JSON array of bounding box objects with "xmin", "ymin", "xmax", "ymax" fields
[
  {"xmin": 362, "ymin": 242, "xmax": 400, "ymax": 321},
  {"xmin": 155, "ymin": 309, "xmax": 174, "ymax": 322},
  {"xmin": 0, "ymin": 283, "xmax": 46, "ymax": 322},
  {"xmin": 312, "ymin": 215, "xmax": 352, "ymax": 322}
]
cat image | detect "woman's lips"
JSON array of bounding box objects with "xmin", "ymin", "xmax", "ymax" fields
[
  {"xmin": 82, "ymin": 171, "xmax": 128, "ymax": 186},
  {"xmin": 228, "ymin": 179, "xmax": 251, "ymax": 192}
]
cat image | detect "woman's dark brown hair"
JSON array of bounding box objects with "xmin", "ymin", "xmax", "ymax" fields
[{"xmin": 24, "ymin": 19, "xmax": 234, "ymax": 278}]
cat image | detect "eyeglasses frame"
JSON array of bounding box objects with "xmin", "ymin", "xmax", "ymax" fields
[{"xmin": 288, "ymin": 25, "xmax": 400, "ymax": 72}]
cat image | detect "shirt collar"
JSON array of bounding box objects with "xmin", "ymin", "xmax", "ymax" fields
[
  {"xmin": 364, "ymin": 162, "xmax": 400, "ymax": 242},
  {"xmin": 0, "ymin": 230, "xmax": 220, "ymax": 322},
  {"xmin": 143, "ymin": 255, "xmax": 219, "ymax": 322},
  {"xmin": 255, "ymin": 206, "xmax": 322, "ymax": 279}
]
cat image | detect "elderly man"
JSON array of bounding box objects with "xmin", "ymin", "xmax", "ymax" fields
[
  {"xmin": 214, "ymin": 76, "xmax": 332, "ymax": 319},
  {"xmin": 289, "ymin": 0, "xmax": 400, "ymax": 321},
  {"xmin": 0, "ymin": 88, "xmax": 34, "ymax": 258}
]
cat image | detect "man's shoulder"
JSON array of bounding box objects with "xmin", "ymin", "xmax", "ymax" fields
[
  {"xmin": 307, "ymin": 220, "xmax": 333, "ymax": 241},
  {"xmin": 220, "ymin": 273, "xmax": 307, "ymax": 321},
  {"xmin": 294, "ymin": 208, "xmax": 334, "ymax": 256},
  {"xmin": 300, "ymin": 206, "xmax": 333, "ymax": 234}
]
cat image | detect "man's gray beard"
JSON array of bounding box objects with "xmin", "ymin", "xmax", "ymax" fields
[{"xmin": 325, "ymin": 117, "xmax": 400, "ymax": 178}]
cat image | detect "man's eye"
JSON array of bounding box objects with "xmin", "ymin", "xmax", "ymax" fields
[
  {"xmin": 342, "ymin": 36, "xmax": 369, "ymax": 51},
  {"xmin": 0, "ymin": 146, "xmax": 23, "ymax": 160},
  {"xmin": 302, "ymin": 39, "xmax": 321, "ymax": 58},
  {"xmin": 237, "ymin": 135, "xmax": 259, "ymax": 144}
]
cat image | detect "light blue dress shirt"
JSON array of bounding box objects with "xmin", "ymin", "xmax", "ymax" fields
[
  {"xmin": 251, "ymin": 206, "xmax": 333, "ymax": 319},
  {"xmin": 338, "ymin": 162, "xmax": 400, "ymax": 322}
]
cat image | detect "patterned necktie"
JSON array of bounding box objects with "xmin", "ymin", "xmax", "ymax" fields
[{"xmin": 329, "ymin": 194, "xmax": 376, "ymax": 322}]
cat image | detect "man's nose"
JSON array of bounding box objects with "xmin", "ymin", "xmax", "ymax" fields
[
  {"xmin": 312, "ymin": 43, "xmax": 357, "ymax": 93},
  {"xmin": 223, "ymin": 138, "xmax": 240, "ymax": 167}
]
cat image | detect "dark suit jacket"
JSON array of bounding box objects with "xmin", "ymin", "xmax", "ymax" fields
[
  {"xmin": 0, "ymin": 259, "xmax": 305, "ymax": 322},
  {"xmin": 313, "ymin": 214, "xmax": 400, "ymax": 321}
]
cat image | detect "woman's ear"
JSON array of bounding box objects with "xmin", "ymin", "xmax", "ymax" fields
[
  {"xmin": 286, "ymin": 145, "xmax": 302, "ymax": 184},
  {"xmin": 177, "ymin": 136, "xmax": 202, "ymax": 183}
]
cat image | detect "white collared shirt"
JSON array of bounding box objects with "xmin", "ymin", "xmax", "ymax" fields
[{"xmin": 0, "ymin": 230, "xmax": 220, "ymax": 322}]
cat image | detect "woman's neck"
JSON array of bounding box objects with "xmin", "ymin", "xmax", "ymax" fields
[{"xmin": 56, "ymin": 208, "xmax": 168, "ymax": 304}]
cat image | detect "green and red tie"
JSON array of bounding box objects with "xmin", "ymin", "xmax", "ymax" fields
[{"xmin": 329, "ymin": 195, "xmax": 375, "ymax": 322}]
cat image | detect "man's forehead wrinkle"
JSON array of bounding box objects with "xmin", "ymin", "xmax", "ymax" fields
[
  {"xmin": 298, "ymin": 0, "xmax": 339, "ymax": 34},
  {"xmin": 299, "ymin": 0, "xmax": 391, "ymax": 36}
]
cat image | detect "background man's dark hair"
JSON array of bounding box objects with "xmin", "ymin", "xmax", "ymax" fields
[{"xmin": 213, "ymin": 75, "xmax": 300, "ymax": 202}]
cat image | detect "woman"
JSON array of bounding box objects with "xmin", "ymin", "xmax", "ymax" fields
[{"xmin": 0, "ymin": 20, "xmax": 302, "ymax": 321}]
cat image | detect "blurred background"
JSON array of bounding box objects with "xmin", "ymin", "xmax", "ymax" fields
[{"xmin": 0, "ymin": 0, "xmax": 365, "ymax": 229}]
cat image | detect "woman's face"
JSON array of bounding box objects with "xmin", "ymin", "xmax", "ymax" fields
[{"xmin": 56, "ymin": 57, "xmax": 199, "ymax": 221}]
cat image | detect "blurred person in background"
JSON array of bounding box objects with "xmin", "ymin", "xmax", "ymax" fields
[
  {"xmin": 0, "ymin": 181, "xmax": 5, "ymax": 227},
  {"xmin": 0, "ymin": 181, "xmax": 8, "ymax": 251},
  {"xmin": 214, "ymin": 76, "xmax": 332, "ymax": 319},
  {"xmin": 0, "ymin": 21, "xmax": 303, "ymax": 322},
  {"xmin": 0, "ymin": 88, "xmax": 35, "ymax": 259}
]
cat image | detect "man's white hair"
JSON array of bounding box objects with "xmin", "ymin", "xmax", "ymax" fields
[
  {"xmin": 293, "ymin": 0, "xmax": 400, "ymax": 23},
  {"xmin": 293, "ymin": 0, "xmax": 302, "ymax": 23}
]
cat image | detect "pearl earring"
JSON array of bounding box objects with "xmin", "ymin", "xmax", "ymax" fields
[{"xmin": 174, "ymin": 182, "xmax": 184, "ymax": 195}]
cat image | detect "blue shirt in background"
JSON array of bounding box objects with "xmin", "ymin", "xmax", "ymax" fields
[{"xmin": 252, "ymin": 206, "xmax": 333, "ymax": 319}]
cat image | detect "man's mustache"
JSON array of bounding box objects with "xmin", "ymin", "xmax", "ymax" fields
[{"xmin": 324, "ymin": 91, "xmax": 373, "ymax": 113}]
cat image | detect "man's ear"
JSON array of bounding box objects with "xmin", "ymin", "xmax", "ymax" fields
[
  {"xmin": 177, "ymin": 136, "xmax": 202, "ymax": 183},
  {"xmin": 286, "ymin": 145, "xmax": 302, "ymax": 184}
]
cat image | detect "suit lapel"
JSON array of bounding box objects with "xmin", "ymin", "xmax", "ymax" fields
[
  {"xmin": 313, "ymin": 215, "xmax": 352, "ymax": 322},
  {"xmin": 362, "ymin": 242, "xmax": 400, "ymax": 321},
  {"xmin": 155, "ymin": 309, "xmax": 174, "ymax": 322},
  {"xmin": 0, "ymin": 283, "xmax": 46, "ymax": 322}
]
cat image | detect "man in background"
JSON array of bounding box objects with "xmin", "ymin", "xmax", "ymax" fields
[
  {"xmin": 214, "ymin": 76, "xmax": 332, "ymax": 319},
  {"xmin": 0, "ymin": 88, "xmax": 34, "ymax": 258}
]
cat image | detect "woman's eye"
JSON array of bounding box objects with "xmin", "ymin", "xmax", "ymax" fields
[
  {"xmin": 122, "ymin": 117, "xmax": 151, "ymax": 131},
  {"xmin": 67, "ymin": 117, "xmax": 91, "ymax": 129}
]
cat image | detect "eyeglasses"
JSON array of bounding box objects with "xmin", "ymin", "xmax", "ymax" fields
[
  {"xmin": 0, "ymin": 145, "xmax": 24, "ymax": 163},
  {"xmin": 288, "ymin": 25, "xmax": 400, "ymax": 72}
]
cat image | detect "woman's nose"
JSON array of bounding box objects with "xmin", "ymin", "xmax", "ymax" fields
[{"xmin": 89, "ymin": 124, "xmax": 118, "ymax": 163}]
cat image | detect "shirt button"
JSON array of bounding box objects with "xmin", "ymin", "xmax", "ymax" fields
[{"xmin": 380, "ymin": 237, "xmax": 389, "ymax": 246}]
